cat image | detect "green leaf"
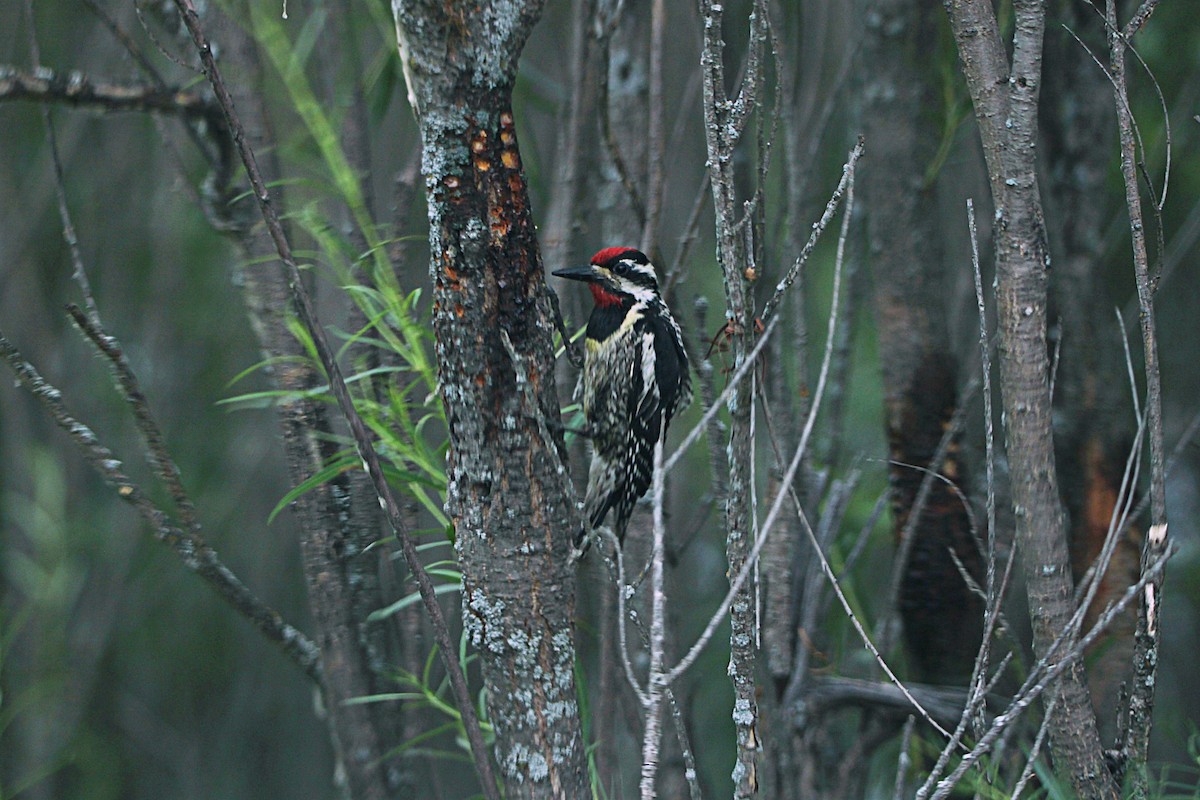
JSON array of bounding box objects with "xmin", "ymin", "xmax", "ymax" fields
[{"xmin": 368, "ymin": 582, "xmax": 462, "ymax": 622}]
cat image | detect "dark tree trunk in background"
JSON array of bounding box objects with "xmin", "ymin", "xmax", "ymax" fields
[
  {"xmin": 946, "ymin": 1, "xmax": 1118, "ymax": 795},
  {"xmin": 1042, "ymin": 1, "xmax": 1140, "ymax": 745},
  {"xmin": 391, "ymin": 2, "xmax": 589, "ymax": 796},
  {"xmin": 204, "ymin": 5, "xmax": 402, "ymax": 797},
  {"xmin": 861, "ymin": 0, "xmax": 982, "ymax": 684}
]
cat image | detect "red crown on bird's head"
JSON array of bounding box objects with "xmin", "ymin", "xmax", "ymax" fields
[{"xmin": 590, "ymin": 247, "xmax": 641, "ymax": 267}]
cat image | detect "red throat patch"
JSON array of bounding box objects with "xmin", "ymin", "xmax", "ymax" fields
[
  {"xmin": 589, "ymin": 283, "xmax": 624, "ymax": 308},
  {"xmin": 591, "ymin": 246, "xmax": 638, "ymax": 267}
]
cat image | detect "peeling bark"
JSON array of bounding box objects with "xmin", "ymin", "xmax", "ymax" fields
[{"xmin": 391, "ymin": 2, "xmax": 588, "ymax": 796}]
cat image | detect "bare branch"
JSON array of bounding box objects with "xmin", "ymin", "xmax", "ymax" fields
[
  {"xmin": 67, "ymin": 306, "xmax": 202, "ymax": 527},
  {"xmin": 1123, "ymin": 0, "xmax": 1161, "ymax": 39},
  {"xmin": 1107, "ymin": 1, "xmax": 1169, "ymax": 787},
  {"xmin": 1011, "ymin": 695, "xmax": 1058, "ymax": 800},
  {"xmin": 0, "ymin": 64, "xmax": 215, "ymax": 118},
  {"xmin": 947, "ymin": 0, "xmax": 1118, "ymax": 792},
  {"xmin": 0, "ymin": 333, "xmax": 322, "ymax": 681},
  {"xmin": 639, "ymin": 439, "xmax": 668, "ymax": 799},
  {"xmin": 14, "ymin": 2, "xmax": 104, "ymax": 323},
  {"xmin": 922, "ymin": 547, "xmax": 1172, "ymax": 800},
  {"xmin": 664, "ymin": 315, "xmax": 779, "ymax": 475},
  {"xmin": 759, "ymin": 138, "xmax": 864, "ymax": 324}
]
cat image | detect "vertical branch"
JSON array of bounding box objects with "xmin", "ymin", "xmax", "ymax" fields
[
  {"xmin": 1107, "ymin": 1, "xmax": 1169, "ymax": 790},
  {"xmin": 945, "ymin": 0, "xmax": 1118, "ymax": 795},
  {"xmin": 1043, "ymin": 1, "xmax": 1140, "ymax": 744},
  {"xmin": 695, "ymin": 0, "xmax": 769, "ymax": 792},
  {"xmin": 639, "ymin": 439, "xmax": 668, "ymax": 800}
]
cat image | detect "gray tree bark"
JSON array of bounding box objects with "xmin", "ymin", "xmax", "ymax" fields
[
  {"xmin": 696, "ymin": 1, "xmax": 768, "ymax": 793},
  {"xmin": 945, "ymin": 0, "xmax": 1118, "ymax": 796},
  {"xmin": 391, "ymin": 2, "xmax": 589, "ymax": 796}
]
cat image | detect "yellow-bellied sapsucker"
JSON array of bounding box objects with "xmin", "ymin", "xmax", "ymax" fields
[{"xmin": 553, "ymin": 247, "xmax": 693, "ymax": 547}]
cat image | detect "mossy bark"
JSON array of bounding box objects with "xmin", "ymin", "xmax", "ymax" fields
[{"xmin": 393, "ymin": 2, "xmax": 588, "ymax": 795}]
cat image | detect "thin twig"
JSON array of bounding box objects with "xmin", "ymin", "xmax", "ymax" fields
[
  {"xmin": 0, "ymin": 65, "xmax": 216, "ymax": 118},
  {"xmin": 915, "ymin": 650, "xmax": 1018, "ymax": 800},
  {"xmin": 66, "ymin": 306, "xmax": 201, "ymax": 529},
  {"xmin": 598, "ymin": 528, "xmax": 703, "ymax": 800},
  {"xmin": 967, "ymin": 197, "xmax": 1008, "ymax": 738},
  {"xmin": 921, "ymin": 546, "xmax": 1172, "ymax": 800},
  {"xmin": 661, "ymin": 171, "xmax": 711, "ymax": 301},
  {"xmin": 663, "ymin": 315, "xmax": 780, "ymax": 475},
  {"xmin": 167, "ymin": 2, "xmax": 499, "ymax": 795},
  {"xmin": 601, "ymin": 527, "xmax": 648, "ymax": 706},
  {"xmin": 17, "ymin": 7, "xmax": 102, "ymax": 322},
  {"xmin": 759, "ymin": 138, "xmax": 864, "ymax": 324},
  {"xmin": 134, "ymin": 0, "xmax": 202, "ymax": 74},
  {"xmin": 1122, "ymin": 0, "xmax": 1161, "ymax": 43},
  {"xmin": 666, "ymin": 164, "xmax": 938, "ymax": 743},
  {"xmin": 19, "ymin": 0, "xmax": 319, "ymax": 684},
  {"xmin": 0, "ymin": 333, "xmax": 322, "ymax": 681},
  {"xmin": 79, "ymin": 0, "xmax": 167, "ymax": 83}
]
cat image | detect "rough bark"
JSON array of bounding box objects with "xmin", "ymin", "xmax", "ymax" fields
[
  {"xmin": 945, "ymin": 0, "xmax": 1118, "ymax": 796},
  {"xmin": 391, "ymin": 2, "xmax": 588, "ymax": 796},
  {"xmin": 862, "ymin": 0, "xmax": 983, "ymax": 685},
  {"xmin": 696, "ymin": 1, "xmax": 768, "ymax": 793}
]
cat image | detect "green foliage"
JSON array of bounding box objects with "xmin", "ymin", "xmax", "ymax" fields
[
  {"xmin": 1138, "ymin": 727, "xmax": 1200, "ymax": 800},
  {"xmin": 346, "ymin": 633, "xmax": 495, "ymax": 766},
  {"xmin": 0, "ymin": 451, "xmax": 95, "ymax": 799}
]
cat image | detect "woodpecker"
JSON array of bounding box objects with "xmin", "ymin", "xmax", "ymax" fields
[{"xmin": 553, "ymin": 247, "xmax": 692, "ymax": 547}]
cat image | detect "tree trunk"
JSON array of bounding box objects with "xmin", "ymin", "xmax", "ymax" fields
[
  {"xmin": 945, "ymin": 1, "xmax": 1118, "ymax": 796},
  {"xmin": 391, "ymin": 2, "xmax": 589, "ymax": 796},
  {"xmin": 862, "ymin": 0, "xmax": 983, "ymax": 685}
]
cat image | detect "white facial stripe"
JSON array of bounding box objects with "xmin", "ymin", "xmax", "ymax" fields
[{"xmin": 616, "ymin": 277, "xmax": 657, "ymax": 303}]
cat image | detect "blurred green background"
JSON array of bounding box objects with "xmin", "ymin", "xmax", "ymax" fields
[{"xmin": 3, "ymin": 1, "xmax": 1200, "ymax": 798}]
